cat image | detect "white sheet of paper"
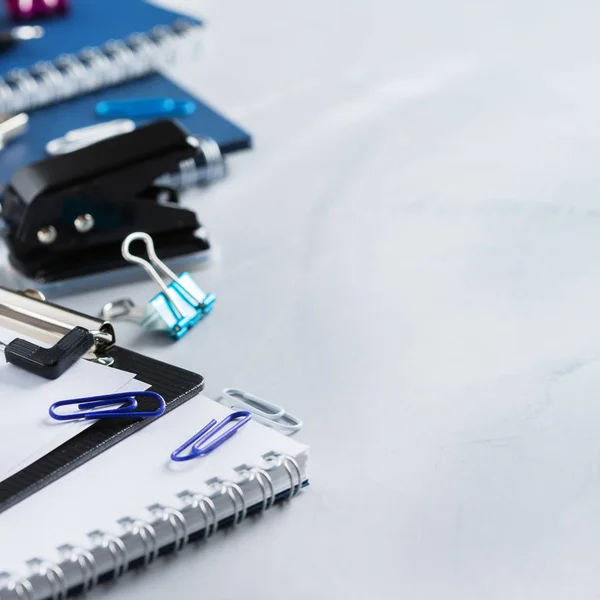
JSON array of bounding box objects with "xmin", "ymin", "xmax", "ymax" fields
[
  {"xmin": 0, "ymin": 327, "xmax": 136, "ymax": 480},
  {"xmin": 3, "ymin": 378, "xmax": 151, "ymax": 479}
]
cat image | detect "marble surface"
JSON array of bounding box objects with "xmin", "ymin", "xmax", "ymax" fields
[{"xmin": 54, "ymin": 0, "xmax": 600, "ymax": 598}]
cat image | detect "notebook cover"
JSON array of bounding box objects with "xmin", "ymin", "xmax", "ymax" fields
[
  {"xmin": 0, "ymin": 0, "xmax": 252, "ymax": 183},
  {"xmin": 0, "ymin": 346, "xmax": 204, "ymax": 513}
]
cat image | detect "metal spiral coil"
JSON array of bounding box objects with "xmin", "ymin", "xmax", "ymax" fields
[
  {"xmin": 264, "ymin": 453, "xmax": 303, "ymax": 498},
  {"xmin": 148, "ymin": 504, "xmax": 189, "ymax": 552},
  {"xmin": 57, "ymin": 545, "xmax": 98, "ymax": 593},
  {"xmin": 0, "ymin": 19, "xmax": 198, "ymax": 115},
  {"xmin": 177, "ymin": 490, "xmax": 218, "ymax": 541},
  {"xmin": 0, "ymin": 452, "xmax": 303, "ymax": 599},
  {"xmin": 208, "ymin": 479, "xmax": 247, "ymax": 526},
  {"xmin": 3, "ymin": 575, "xmax": 34, "ymax": 600},
  {"xmin": 235, "ymin": 464, "xmax": 276, "ymax": 512},
  {"xmin": 88, "ymin": 530, "xmax": 128, "ymax": 580},
  {"xmin": 25, "ymin": 559, "xmax": 67, "ymax": 600},
  {"xmin": 250, "ymin": 467, "xmax": 276, "ymax": 511},
  {"xmin": 118, "ymin": 518, "xmax": 158, "ymax": 567}
]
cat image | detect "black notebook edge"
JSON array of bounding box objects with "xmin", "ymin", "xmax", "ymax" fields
[{"xmin": 0, "ymin": 346, "xmax": 204, "ymax": 513}]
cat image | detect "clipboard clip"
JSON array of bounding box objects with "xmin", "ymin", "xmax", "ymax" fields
[
  {"xmin": 118, "ymin": 232, "xmax": 215, "ymax": 340},
  {"xmin": 0, "ymin": 286, "xmax": 116, "ymax": 367}
]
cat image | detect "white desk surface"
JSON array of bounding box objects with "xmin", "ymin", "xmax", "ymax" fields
[{"xmin": 59, "ymin": 0, "xmax": 600, "ymax": 598}]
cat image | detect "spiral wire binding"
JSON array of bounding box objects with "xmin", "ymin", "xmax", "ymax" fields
[
  {"xmin": 0, "ymin": 19, "xmax": 198, "ymax": 115},
  {"xmin": 117, "ymin": 518, "xmax": 158, "ymax": 567},
  {"xmin": 177, "ymin": 491, "xmax": 218, "ymax": 541},
  {"xmin": 24, "ymin": 560, "xmax": 66, "ymax": 600},
  {"xmin": 235, "ymin": 465, "xmax": 276, "ymax": 512},
  {"xmin": 207, "ymin": 479, "xmax": 247, "ymax": 526},
  {"xmin": 264, "ymin": 452, "xmax": 303, "ymax": 498},
  {"xmin": 57, "ymin": 546, "xmax": 98, "ymax": 593},
  {"xmin": 0, "ymin": 454, "xmax": 303, "ymax": 599},
  {"xmin": 148, "ymin": 504, "xmax": 189, "ymax": 552},
  {"xmin": 87, "ymin": 531, "xmax": 128, "ymax": 580},
  {"xmin": 6, "ymin": 578, "xmax": 33, "ymax": 600}
]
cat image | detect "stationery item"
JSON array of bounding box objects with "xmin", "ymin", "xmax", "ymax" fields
[
  {"xmin": 45, "ymin": 122, "xmax": 226, "ymax": 190},
  {"xmin": 0, "ymin": 325, "xmax": 136, "ymax": 483},
  {"xmin": 4, "ymin": 0, "xmax": 68, "ymax": 21},
  {"xmin": 154, "ymin": 138, "xmax": 227, "ymax": 189},
  {"xmin": 45, "ymin": 119, "xmax": 136, "ymax": 155},
  {"xmin": 0, "ymin": 397, "xmax": 309, "ymax": 599},
  {"xmin": 218, "ymin": 388, "xmax": 303, "ymax": 435},
  {"xmin": 0, "ymin": 113, "xmax": 27, "ymax": 148},
  {"xmin": 6, "ymin": 378, "xmax": 152, "ymax": 480},
  {"xmin": 0, "ymin": 21, "xmax": 197, "ymax": 115},
  {"xmin": 120, "ymin": 232, "xmax": 216, "ymax": 340},
  {"xmin": 0, "ymin": 0, "xmax": 252, "ymax": 186},
  {"xmin": 170, "ymin": 411, "xmax": 253, "ymax": 461},
  {"xmin": 49, "ymin": 391, "xmax": 166, "ymax": 421},
  {"xmin": 0, "ymin": 286, "xmax": 205, "ymax": 511},
  {"xmin": 2, "ymin": 120, "xmax": 212, "ymax": 288},
  {"xmin": 95, "ymin": 97, "xmax": 196, "ymax": 119},
  {"xmin": 0, "ymin": 326, "xmax": 94, "ymax": 379},
  {"xmin": 0, "ymin": 26, "xmax": 43, "ymax": 53}
]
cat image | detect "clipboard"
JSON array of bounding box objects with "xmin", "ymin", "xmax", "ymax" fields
[{"xmin": 0, "ymin": 287, "xmax": 204, "ymax": 512}]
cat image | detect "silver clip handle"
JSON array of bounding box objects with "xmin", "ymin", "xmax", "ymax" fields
[{"xmin": 121, "ymin": 232, "xmax": 183, "ymax": 318}]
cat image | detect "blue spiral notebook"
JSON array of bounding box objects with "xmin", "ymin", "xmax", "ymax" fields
[{"xmin": 0, "ymin": 0, "xmax": 252, "ymax": 185}]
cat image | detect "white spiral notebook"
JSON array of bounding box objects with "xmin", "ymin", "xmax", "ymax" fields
[{"xmin": 0, "ymin": 396, "xmax": 309, "ymax": 599}]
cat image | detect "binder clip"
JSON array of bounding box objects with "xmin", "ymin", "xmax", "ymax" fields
[
  {"xmin": 1, "ymin": 119, "xmax": 212, "ymax": 293},
  {"xmin": 113, "ymin": 232, "xmax": 215, "ymax": 340}
]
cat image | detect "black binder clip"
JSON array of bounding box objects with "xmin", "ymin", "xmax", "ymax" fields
[{"xmin": 1, "ymin": 119, "xmax": 211, "ymax": 292}]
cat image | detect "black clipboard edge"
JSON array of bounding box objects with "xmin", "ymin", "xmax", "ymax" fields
[{"xmin": 0, "ymin": 345, "xmax": 204, "ymax": 513}]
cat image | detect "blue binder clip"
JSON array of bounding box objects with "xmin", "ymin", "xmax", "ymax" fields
[
  {"xmin": 121, "ymin": 232, "xmax": 216, "ymax": 340},
  {"xmin": 170, "ymin": 411, "xmax": 252, "ymax": 461}
]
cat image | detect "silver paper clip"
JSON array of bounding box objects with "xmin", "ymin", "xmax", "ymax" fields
[
  {"xmin": 45, "ymin": 119, "xmax": 136, "ymax": 155},
  {"xmin": 217, "ymin": 388, "xmax": 303, "ymax": 435},
  {"xmin": 119, "ymin": 232, "xmax": 215, "ymax": 340}
]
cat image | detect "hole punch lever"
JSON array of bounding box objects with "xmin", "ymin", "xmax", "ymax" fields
[
  {"xmin": 120, "ymin": 232, "xmax": 216, "ymax": 340},
  {"xmin": 0, "ymin": 326, "xmax": 94, "ymax": 379}
]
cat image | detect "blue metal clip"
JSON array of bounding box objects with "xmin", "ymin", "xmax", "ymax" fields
[
  {"xmin": 170, "ymin": 410, "xmax": 252, "ymax": 461},
  {"xmin": 95, "ymin": 98, "xmax": 197, "ymax": 119},
  {"xmin": 49, "ymin": 391, "xmax": 166, "ymax": 421},
  {"xmin": 121, "ymin": 232, "xmax": 216, "ymax": 340}
]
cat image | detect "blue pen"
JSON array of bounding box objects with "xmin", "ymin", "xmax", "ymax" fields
[{"xmin": 95, "ymin": 97, "xmax": 196, "ymax": 119}]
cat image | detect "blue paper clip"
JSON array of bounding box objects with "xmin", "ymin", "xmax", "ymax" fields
[
  {"xmin": 95, "ymin": 98, "xmax": 197, "ymax": 119},
  {"xmin": 170, "ymin": 410, "xmax": 252, "ymax": 461},
  {"xmin": 49, "ymin": 391, "xmax": 166, "ymax": 421},
  {"xmin": 121, "ymin": 232, "xmax": 216, "ymax": 340}
]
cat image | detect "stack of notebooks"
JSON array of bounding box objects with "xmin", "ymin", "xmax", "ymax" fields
[{"xmin": 0, "ymin": 0, "xmax": 252, "ymax": 183}]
